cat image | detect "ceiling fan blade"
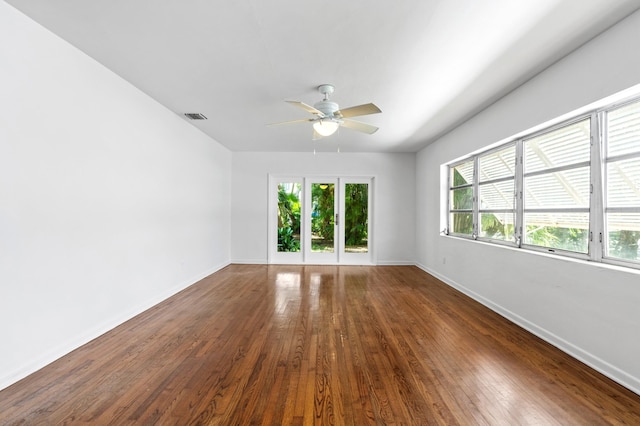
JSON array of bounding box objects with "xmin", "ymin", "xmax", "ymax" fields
[
  {"xmin": 267, "ymin": 118, "xmax": 313, "ymax": 126},
  {"xmin": 336, "ymin": 103, "xmax": 381, "ymax": 118},
  {"xmin": 341, "ymin": 119, "xmax": 379, "ymax": 134},
  {"xmin": 286, "ymin": 100, "xmax": 325, "ymax": 117}
]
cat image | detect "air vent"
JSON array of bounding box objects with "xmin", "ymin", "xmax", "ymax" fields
[{"xmin": 184, "ymin": 113, "xmax": 207, "ymax": 120}]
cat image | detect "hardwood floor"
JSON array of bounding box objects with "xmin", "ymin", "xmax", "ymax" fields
[{"xmin": 1, "ymin": 265, "xmax": 639, "ymax": 425}]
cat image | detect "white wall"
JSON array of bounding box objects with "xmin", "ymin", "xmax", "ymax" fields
[
  {"xmin": 0, "ymin": 3, "xmax": 231, "ymax": 390},
  {"xmin": 231, "ymin": 152, "xmax": 416, "ymax": 264},
  {"xmin": 416, "ymin": 10, "xmax": 640, "ymax": 393}
]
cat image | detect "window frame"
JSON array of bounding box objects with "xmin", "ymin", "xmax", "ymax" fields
[
  {"xmin": 600, "ymin": 98, "xmax": 640, "ymax": 268},
  {"xmin": 447, "ymin": 158, "xmax": 477, "ymax": 238},
  {"xmin": 476, "ymin": 142, "xmax": 517, "ymax": 246},
  {"xmin": 520, "ymin": 114, "xmax": 593, "ymax": 259},
  {"xmin": 444, "ymin": 93, "xmax": 640, "ymax": 271}
]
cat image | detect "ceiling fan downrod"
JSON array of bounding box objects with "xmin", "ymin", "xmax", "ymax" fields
[{"xmin": 317, "ymin": 84, "xmax": 335, "ymax": 100}]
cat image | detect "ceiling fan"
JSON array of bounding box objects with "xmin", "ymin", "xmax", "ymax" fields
[{"xmin": 269, "ymin": 84, "xmax": 381, "ymax": 139}]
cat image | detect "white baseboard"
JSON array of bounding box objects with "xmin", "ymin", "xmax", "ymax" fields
[
  {"xmin": 231, "ymin": 259, "xmax": 415, "ymax": 266},
  {"xmin": 376, "ymin": 260, "xmax": 416, "ymax": 265},
  {"xmin": 415, "ymin": 262, "xmax": 640, "ymax": 396},
  {"xmin": 230, "ymin": 258, "xmax": 268, "ymax": 264},
  {"xmin": 0, "ymin": 262, "xmax": 229, "ymax": 392}
]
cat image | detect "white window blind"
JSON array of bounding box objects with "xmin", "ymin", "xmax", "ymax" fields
[
  {"xmin": 522, "ymin": 118, "xmax": 591, "ymax": 253},
  {"xmin": 478, "ymin": 144, "xmax": 516, "ymax": 242},
  {"xmin": 604, "ymin": 100, "xmax": 640, "ymax": 263}
]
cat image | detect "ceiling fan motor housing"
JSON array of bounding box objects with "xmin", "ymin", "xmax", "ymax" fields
[{"xmin": 313, "ymin": 100, "xmax": 340, "ymax": 118}]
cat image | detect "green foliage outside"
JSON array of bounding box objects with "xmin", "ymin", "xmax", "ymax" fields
[
  {"xmin": 344, "ymin": 184, "xmax": 368, "ymax": 248},
  {"xmin": 608, "ymin": 230, "xmax": 640, "ymax": 261},
  {"xmin": 277, "ymin": 227, "xmax": 299, "ymax": 252},
  {"xmin": 525, "ymin": 226, "xmax": 588, "ymax": 253},
  {"xmin": 277, "ymin": 182, "xmax": 370, "ymax": 253},
  {"xmin": 481, "ymin": 214, "xmax": 514, "ymax": 241},
  {"xmin": 277, "ymin": 184, "xmax": 301, "ymax": 252},
  {"xmin": 311, "ymin": 184, "xmax": 335, "ymax": 251},
  {"xmin": 310, "ymin": 183, "xmax": 369, "ymax": 251},
  {"xmin": 451, "ymin": 169, "xmax": 473, "ymax": 234},
  {"xmin": 523, "ymin": 226, "xmax": 640, "ymax": 258}
]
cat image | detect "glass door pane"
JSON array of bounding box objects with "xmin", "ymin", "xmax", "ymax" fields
[
  {"xmin": 310, "ymin": 182, "xmax": 335, "ymax": 253},
  {"xmin": 344, "ymin": 183, "xmax": 368, "ymax": 253},
  {"xmin": 277, "ymin": 182, "xmax": 301, "ymax": 253},
  {"xmin": 269, "ymin": 177, "xmax": 304, "ymax": 264},
  {"xmin": 340, "ymin": 178, "xmax": 373, "ymax": 265}
]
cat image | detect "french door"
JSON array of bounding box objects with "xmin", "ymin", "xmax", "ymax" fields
[{"xmin": 269, "ymin": 176, "xmax": 373, "ymax": 264}]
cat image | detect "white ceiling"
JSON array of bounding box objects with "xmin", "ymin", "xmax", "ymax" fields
[{"xmin": 6, "ymin": 0, "xmax": 640, "ymax": 152}]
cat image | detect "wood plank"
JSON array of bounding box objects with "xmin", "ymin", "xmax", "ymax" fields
[{"xmin": 1, "ymin": 264, "xmax": 639, "ymax": 424}]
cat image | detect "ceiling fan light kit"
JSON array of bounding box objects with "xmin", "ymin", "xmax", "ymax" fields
[
  {"xmin": 268, "ymin": 84, "xmax": 381, "ymax": 139},
  {"xmin": 313, "ymin": 119, "xmax": 340, "ymax": 136}
]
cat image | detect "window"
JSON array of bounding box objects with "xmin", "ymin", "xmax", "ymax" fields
[
  {"xmin": 478, "ymin": 144, "xmax": 516, "ymax": 242},
  {"xmin": 604, "ymin": 100, "xmax": 640, "ymax": 264},
  {"xmin": 445, "ymin": 94, "xmax": 640, "ymax": 270},
  {"xmin": 523, "ymin": 118, "xmax": 591, "ymax": 253},
  {"xmin": 448, "ymin": 160, "xmax": 475, "ymax": 236}
]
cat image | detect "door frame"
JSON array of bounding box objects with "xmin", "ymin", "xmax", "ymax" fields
[
  {"xmin": 304, "ymin": 177, "xmax": 339, "ymax": 264},
  {"xmin": 268, "ymin": 174, "xmax": 375, "ymax": 265}
]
